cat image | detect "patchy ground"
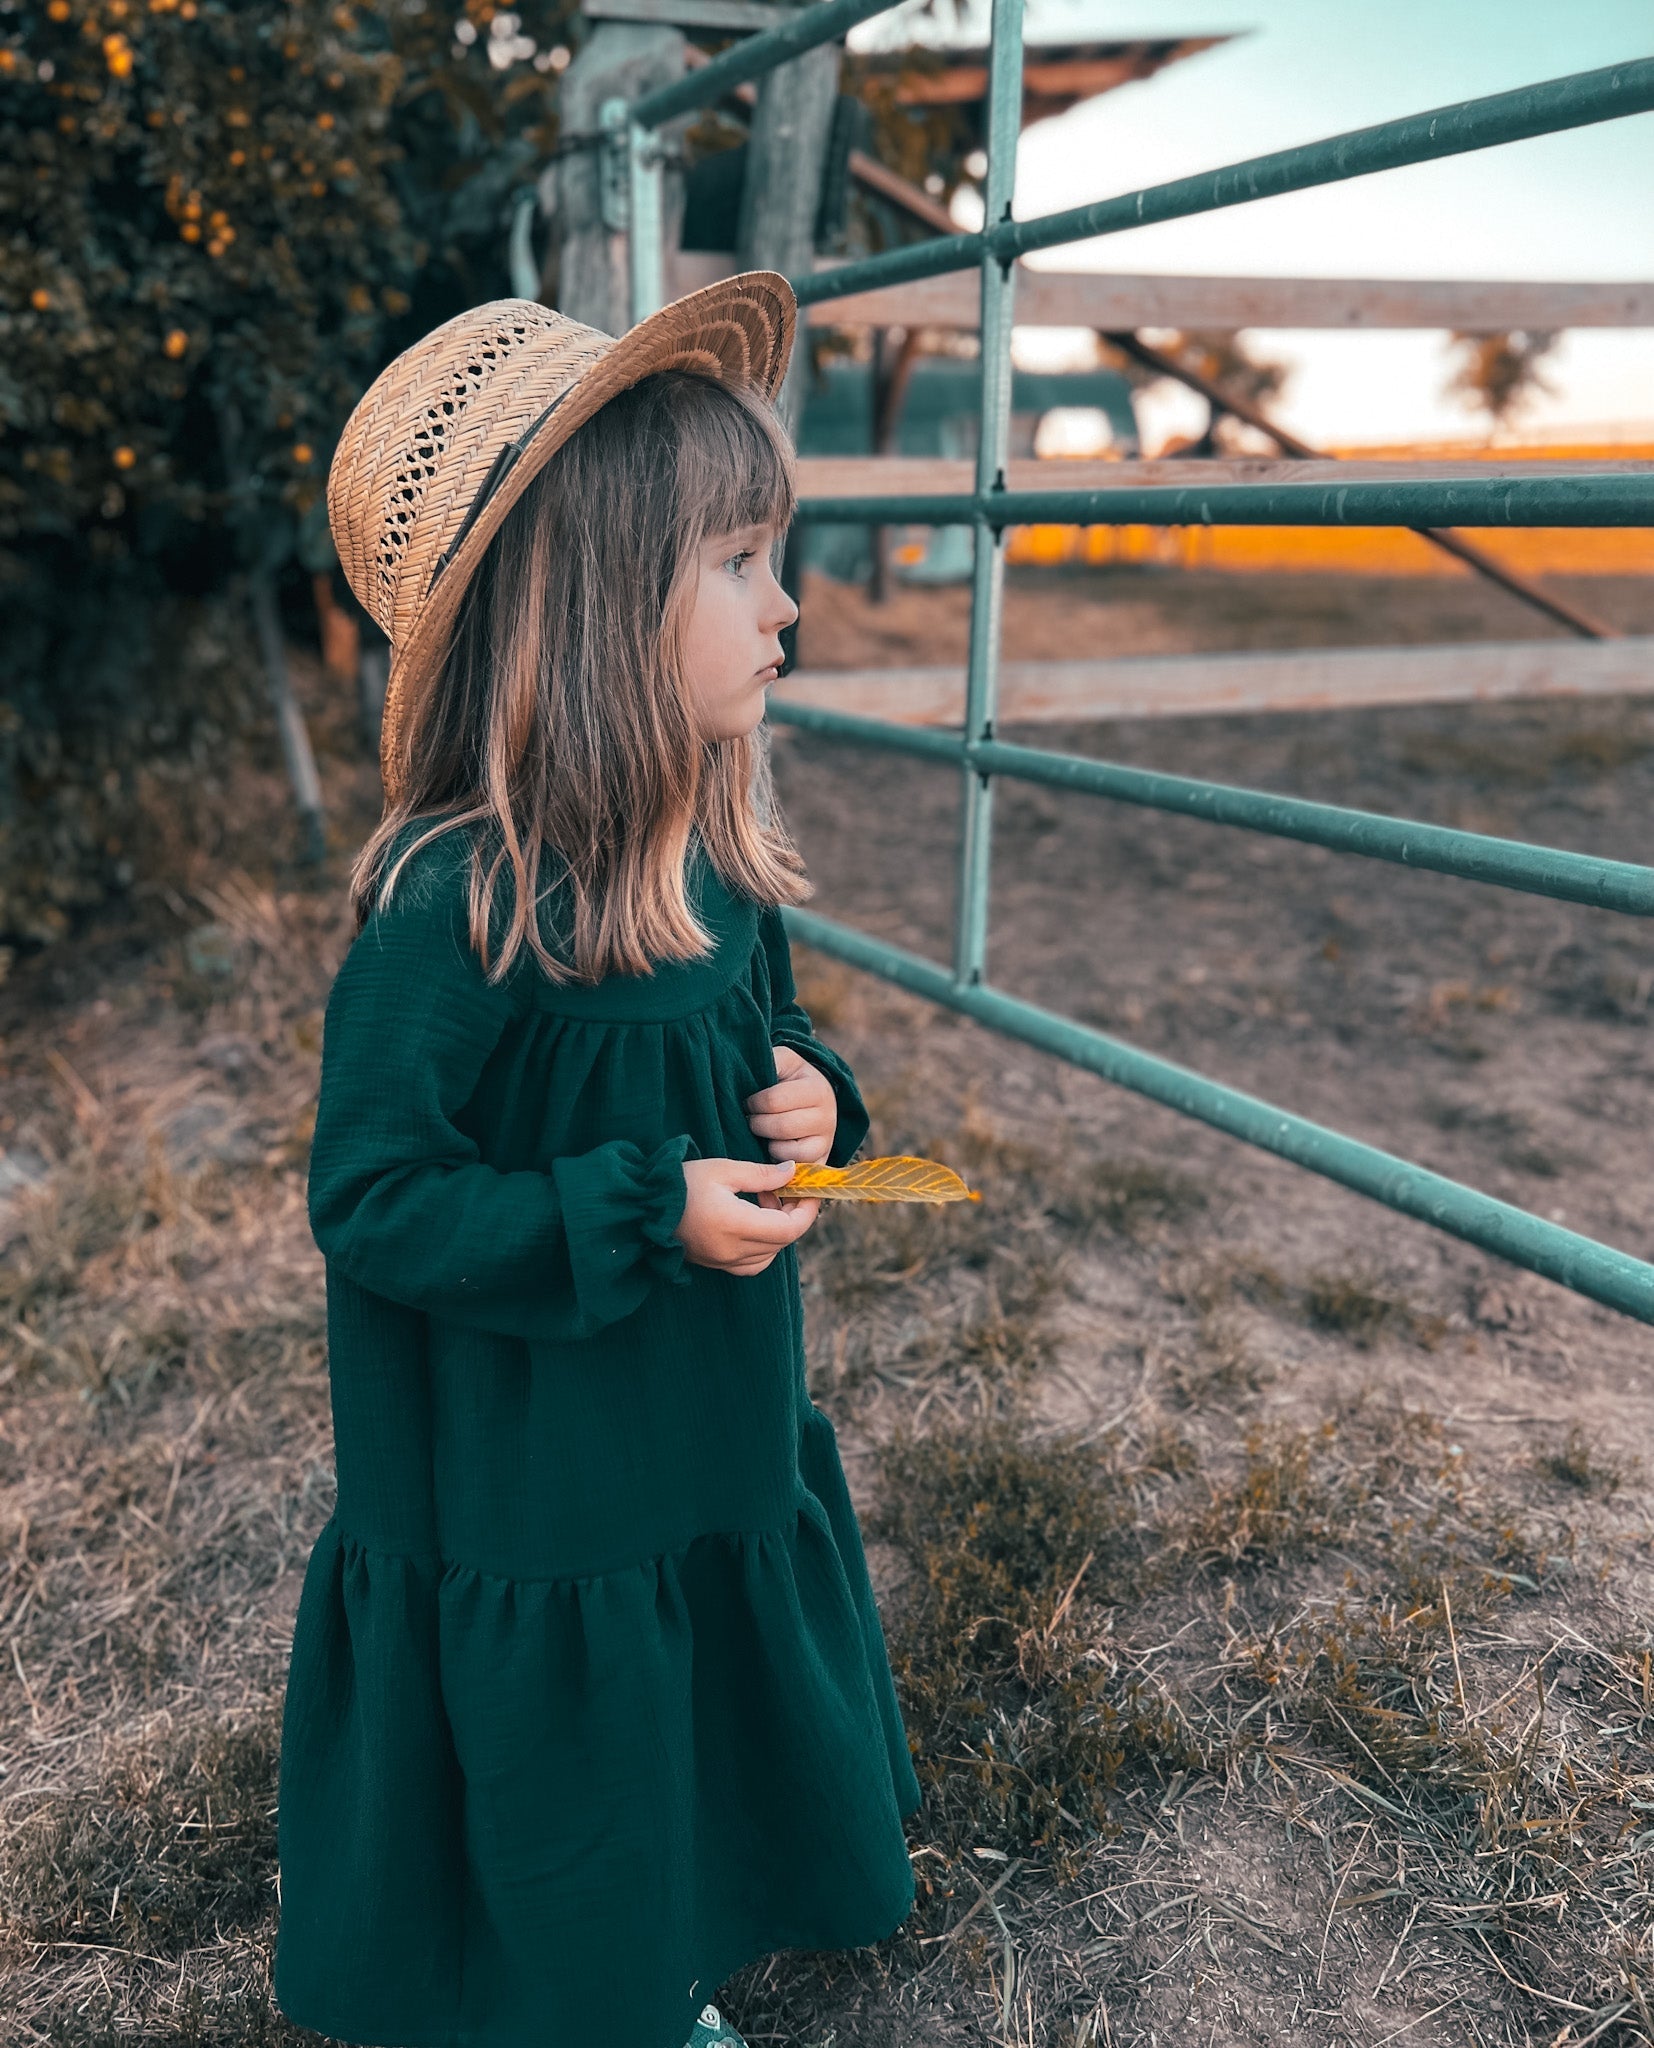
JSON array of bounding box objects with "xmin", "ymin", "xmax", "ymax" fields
[{"xmin": 1, "ymin": 567, "xmax": 1651, "ymax": 2048}]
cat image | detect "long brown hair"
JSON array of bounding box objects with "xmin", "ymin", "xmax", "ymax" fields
[{"xmin": 346, "ymin": 367, "xmax": 812, "ymax": 984}]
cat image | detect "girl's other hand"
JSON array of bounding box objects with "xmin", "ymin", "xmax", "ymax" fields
[
  {"xmin": 743, "ymin": 1045, "xmax": 837, "ymax": 1164},
  {"xmin": 676, "ymin": 1158, "xmax": 821, "ymax": 1276}
]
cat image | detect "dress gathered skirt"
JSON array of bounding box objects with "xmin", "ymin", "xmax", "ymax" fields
[{"xmin": 273, "ymin": 821, "xmax": 922, "ymax": 2048}]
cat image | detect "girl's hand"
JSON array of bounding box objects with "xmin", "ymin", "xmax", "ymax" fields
[
  {"xmin": 743, "ymin": 1045, "xmax": 838, "ymax": 1165},
  {"xmin": 676, "ymin": 1157, "xmax": 821, "ymax": 1276}
]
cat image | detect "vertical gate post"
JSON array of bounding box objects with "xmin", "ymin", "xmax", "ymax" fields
[
  {"xmin": 736, "ymin": 5, "xmax": 843, "ymax": 435},
  {"xmin": 626, "ymin": 113, "xmax": 666, "ymax": 322},
  {"xmin": 952, "ymin": 0, "xmax": 1024, "ymax": 989},
  {"xmin": 602, "ymin": 95, "xmax": 666, "ymax": 325}
]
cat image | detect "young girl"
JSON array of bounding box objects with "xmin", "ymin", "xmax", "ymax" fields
[{"xmin": 272, "ymin": 274, "xmax": 922, "ymax": 2048}]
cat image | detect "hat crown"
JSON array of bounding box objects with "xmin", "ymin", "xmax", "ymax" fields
[{"xmin": 327, "ymin": 299, "xmax": 614, "ymax": 642}]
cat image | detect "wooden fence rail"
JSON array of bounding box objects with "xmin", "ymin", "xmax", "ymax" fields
[{"xmin": 773, "ymin": 637, "xmax": 1654, "ymax": 726}]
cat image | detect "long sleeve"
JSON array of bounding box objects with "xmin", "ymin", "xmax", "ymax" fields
[
  {"xmin": 307, "ymin": 837, "xmax": 694, "ymax": 1344},
  {"xmin": 757, "ymin": 905, "xmax": 870, "ymax": 1169}
]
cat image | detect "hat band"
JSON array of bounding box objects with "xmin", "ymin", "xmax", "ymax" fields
[{"xmin": 425, "ymin": 382, "xmax": 579, "ymax": 597}]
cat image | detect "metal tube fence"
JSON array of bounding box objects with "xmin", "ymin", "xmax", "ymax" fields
[
  {"xmin": 953, "ymin": 0, "xmax": 1022, "ymax": 989},
  {"xmin": 767, "ymin": 704, "xmax": 1654, "ymax": 918},
  {"xmin": 618, "ymin": 5, "xmax": 1654, "ymax": 1321},
  {"xmin": 782, "ymin": 908, "xmax": 1654, "ymax": 1326},
  {"xmin": 794, "ymin": 474, "xmax": 1654, "ymax": 528},
  {"xmin": 628, "ymin": 0, "xmax": 899, "ymax": 129},
  {"xmin": 788, "ymin": 56, "xmax": 1654, "ymax": 307}
]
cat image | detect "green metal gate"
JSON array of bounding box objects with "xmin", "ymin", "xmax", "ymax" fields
[{"xmin": 609, "ymin": 1, "xmax": 1654, "ymax": 1322}]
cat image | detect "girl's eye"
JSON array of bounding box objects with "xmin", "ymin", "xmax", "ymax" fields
[{"xmin": 724, "ymin": 548, "xmax": 755, "ymax": 575}]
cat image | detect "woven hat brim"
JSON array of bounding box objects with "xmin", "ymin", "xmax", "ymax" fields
[{"xmin": 378, "ymin": 270, "xmax": 795, "ymax": 804}]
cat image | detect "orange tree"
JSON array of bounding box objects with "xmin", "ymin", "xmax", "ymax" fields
[{"xmin": 0, "ymin": 0, "xmax": 574, "ymax": 943}]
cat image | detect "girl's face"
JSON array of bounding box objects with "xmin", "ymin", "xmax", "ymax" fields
[{"xmin": 681, "ymin": 521, "xmax": 799, "ymax": 743}]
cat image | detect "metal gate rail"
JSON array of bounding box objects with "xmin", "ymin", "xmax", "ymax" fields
[{"xmin": 612, "ymin": 3, "xmax": 1654, "ymax": 1321}]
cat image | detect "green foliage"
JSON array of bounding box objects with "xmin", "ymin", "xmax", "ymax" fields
[
  {"xmin": 0, "ymin": 0, "xmax": 578, "ymax": 943},
  {"xmin": 4, "ymin": 0, "xmax": 396, "ymax": 560},
  {"xmin": 1, "ymin": 0, "xmax": 577, "ymax": 566}
]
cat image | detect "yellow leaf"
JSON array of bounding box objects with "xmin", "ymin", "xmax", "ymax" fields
[{"xmin": 777, "ymin": 1155, "xmax": 981, "ymax": 1204}]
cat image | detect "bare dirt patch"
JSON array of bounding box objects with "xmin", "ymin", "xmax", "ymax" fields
[{"xmin": 2, "ymin": 571, "xmax": 1652, "ymax": 2047}]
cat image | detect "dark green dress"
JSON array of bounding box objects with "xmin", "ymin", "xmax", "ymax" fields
[{"xmin": 273, "ymin": 821, "xmax": 921, "ymax": 2048}]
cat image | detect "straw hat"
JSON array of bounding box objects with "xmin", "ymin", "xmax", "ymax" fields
[{"xmin": 327, "ymin": 271, "xmax": 796, "ymax": 805}]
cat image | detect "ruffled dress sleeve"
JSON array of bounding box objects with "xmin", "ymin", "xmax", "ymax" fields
[
  {"xmin": 307, "ymin": 832, "xmax": 695, "ymax": 1343},
  {"xmin": 757, "ymin": 904, "xmax": 870, "ymax": 1169}
]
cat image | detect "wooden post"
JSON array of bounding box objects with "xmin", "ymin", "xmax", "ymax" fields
[
  {"xmin": 735, "ymin": 2, "xmax": 841, "ymax": 435},
  {"xmin": 736, "ymin": 0, "xmax": 841, "ymax": 665},
  {"xmin": 868, "ymin": 325, "xmax": 921, "ymax": 603},
  {"xmin": 548, "ymin": 21, "xmax": 686, "ymax": 333},
  {"xmin": 215, "ymin": 396, "xmax": 327, "ymax": 862},
  {"xmin": 248, "ymin": 571, "xmax": 327, "ymax": 864}
]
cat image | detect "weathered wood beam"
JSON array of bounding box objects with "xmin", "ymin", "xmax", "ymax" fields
[
  {"xmin": 582, "ymin": 0, "xmax": 788, "ymax": 28},
  {"xmin": 806, "ymin": 268, "xmax": 1654, "ymax": 331},
  {"xmin": 771, "ymin": 638, "xmax": 1654, "ymax": 726},
  {"xmin": 846, "ymin": 149, "xmax": 956, "ymax": 234},
  {"xmin": 794, "ymin": 454, "xmax": 1654, "ymax": 497}
]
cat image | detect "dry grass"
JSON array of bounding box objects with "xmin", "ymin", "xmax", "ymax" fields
[
  {"xmin": 3, "ymin": 635, "xmax": 1653, "ymax": 2046},
  {"xmin": 729, "ymin": 1378, "xmax": 1653, "ymax": 2047},
  {"xmin": 0, "ymin": 727, "xmax": 345, "ymax": 2044},
  {"xmin": 1300, "ymin": 1268, "xmax": 1448, "ymax": 1351},
  {"xmin": 4, "ymin": 1069, "xmax": 1648, "ymax": 2047},
  {"xmin": 0, "ymin": 1126, "xmax": 331, "ymax": 2043},
  {"xmin": 6, "ymin": 1714, "xmax": 280, "ymax": 1955},
  {"xmin": 742, "ymin": 1067, "xmax": 1653, "ymax": 2046},
  {"xmin": 1538, "ymin": 1425, "xmax": 1633, "ymax": 1500},
  {"xmin": 1396, "ymin": 720, "xmax": 1654, "ymax": 785}
]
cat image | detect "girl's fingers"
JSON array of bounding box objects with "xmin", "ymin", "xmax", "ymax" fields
[
  {"xmin": 714, "ymin": 1197, "xmax": 820, "ymax": 1271},
  {"xmin": 727, "ymin": 1215, "xmax": 819, "ymax": 1271},
  {"xmin": 719, "ymin": 1196, "xmax": 813, "ymax": 1246},
  {"xmin": 747, "ymin": 1106, "xmax": 832, "ymax": 1139},
  {"xmin": 713, "ymin": 1157, "xmax": 803, "ymax": 1196},
  {"xmin": 745, "ymin": 1075, "xmax": 831, "ymax": 1114},
  {"xmin": 744, "ymin": 1090, "xmax": 813, "ymax": 1120},
  {"xmin": 737, "ymin": 1199, "xmax": 819, "ymax": 1244},
  {"xmin": 677, "ymin": 1158, "xmax": 819, "ymax": 1272},
  {"xmin": 762, "ymin": 1137, "xmax": 831, "ymax": 1164}
]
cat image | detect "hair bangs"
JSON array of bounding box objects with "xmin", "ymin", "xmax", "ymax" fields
[{"xmin": 672, "ymin": 372, "xmax": 796, "ymax": 545}]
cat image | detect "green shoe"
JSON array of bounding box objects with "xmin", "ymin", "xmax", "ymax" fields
[{"xmin": 683, "ymin": 1999, "xmax": 747, "ymax": 2048}]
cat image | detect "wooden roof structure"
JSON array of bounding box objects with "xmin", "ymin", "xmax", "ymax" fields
[{"xmin": 847, "ymin": 36, "xmax": 1229, "ymax": 130}]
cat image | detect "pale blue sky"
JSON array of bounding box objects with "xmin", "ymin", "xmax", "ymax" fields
[{"xmin": 852, "ymin": 0, "xmax": 1654, "ymax": 443}]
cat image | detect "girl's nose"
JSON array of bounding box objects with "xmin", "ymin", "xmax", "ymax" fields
[{"xmin": 768, "ymin": 570, "xmax": 799, "ymax": 633}]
